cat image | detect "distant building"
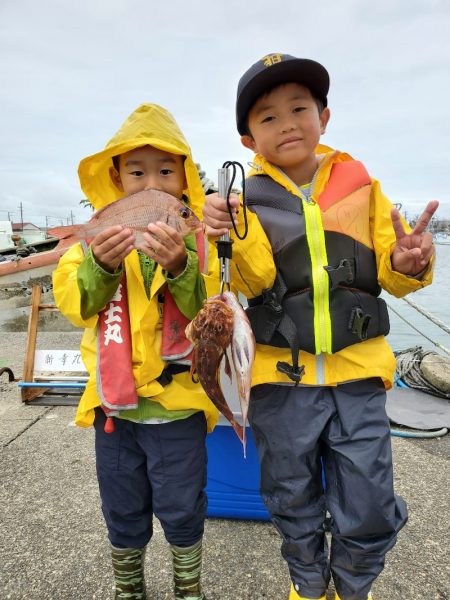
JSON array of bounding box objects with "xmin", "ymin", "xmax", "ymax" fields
[
  {"xmin": 11, "ymin": 223, "xmax": 47, "ymax": 245},
  {"xmin": 0, "ymin": 221, "xmax": 14, "ymax": 249}
]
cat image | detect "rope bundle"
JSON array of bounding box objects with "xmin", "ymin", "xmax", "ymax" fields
[{"xmin": 395, "ymin": 346, "xmax": 450, "ymax": 400}]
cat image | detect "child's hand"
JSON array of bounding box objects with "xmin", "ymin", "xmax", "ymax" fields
[
  {"xmin": 141, "ymin": 222, "xmax": 187, "ymax": 277},
  {"xmin": 390, "ymin": 200, "xmax": 439, "ymax": 276},
  {"xmin": 91, "ymin": 226, "xmax": 135, "ymax": 273},
  {"xmin": 202, "ymin": 192, "xmax": 240, "ymax": 237}
]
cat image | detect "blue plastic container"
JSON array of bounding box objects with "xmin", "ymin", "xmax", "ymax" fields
[
  {"xmin": 205, "ymin": 420, "xmax": 270, "ymax": 521},
  {"xmin": 205, "ymin": 416, "xmax": 326, "ymax": 521}
]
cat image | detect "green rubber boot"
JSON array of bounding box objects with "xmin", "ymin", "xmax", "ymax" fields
[
  {"xmin": 111, "ymin": 545, "xmax": 147, "ymax": 599},
  {"xmin": 170, "ymin": 539, "xmax": 207, "ymax": 600}
]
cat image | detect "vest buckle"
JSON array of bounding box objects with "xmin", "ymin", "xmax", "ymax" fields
[
  {"xmin": 324, "ymin": 258, "xmax": 355, "ymax": 290},
  {"xmin": 276, "ymin": 361, "xmax": 305, "ymax": 383},
  {"xmin": 349, "ymin": 307, "xmax": 371, "ymax": 340},
  {"xmin": 262, "ymin": 288, "xmax": 283, "ymax": 315}
]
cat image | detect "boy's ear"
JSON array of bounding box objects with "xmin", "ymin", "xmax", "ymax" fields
[
  {"xmin": 109, "ymin": 167, "xmax": 124, "ymax": 192},
  {"xmin": 241, "ymin": 135, "xmax": 257, "ymax": 152},
  {"xmin": 320, "ymin": 107, "xmax": 331, "ymax": 135}
]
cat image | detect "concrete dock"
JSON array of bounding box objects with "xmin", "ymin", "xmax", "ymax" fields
[{"xmin": 1, "ymin": 331, "xmax": 449, "ymax": 599}]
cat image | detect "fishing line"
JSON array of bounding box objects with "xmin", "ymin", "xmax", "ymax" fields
[{"xmin": 221, "ymin": 161, "xmax": 248, "ymax": 240}]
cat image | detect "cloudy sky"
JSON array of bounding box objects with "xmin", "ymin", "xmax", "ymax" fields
[{"xmin": 1, "ymin": 0, "xmax": 449, "ymax": 229}]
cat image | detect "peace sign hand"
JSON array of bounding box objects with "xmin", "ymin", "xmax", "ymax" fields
[{"xmin": 390, "ymin": 200, "xmax": 439, "ymax": 276}]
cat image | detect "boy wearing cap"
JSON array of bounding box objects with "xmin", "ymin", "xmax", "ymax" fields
[{"xmin": 203, "ymin": 54, "xmax": 438, "ymax": 600}]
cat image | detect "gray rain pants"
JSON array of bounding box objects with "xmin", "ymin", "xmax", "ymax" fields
[{"xmin": 248, "ymin": 378, "xmax": 408, "ymax": 600}]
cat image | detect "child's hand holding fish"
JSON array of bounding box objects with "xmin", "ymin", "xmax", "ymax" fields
[
  {"xmin": 140, "ymin": 221, "xmax": 187, "ymax": 277},
  {"xmin": 91, "ymin": 225, "xmax": 136, "ymax": 273}
]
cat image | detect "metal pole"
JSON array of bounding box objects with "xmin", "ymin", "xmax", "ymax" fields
[{"xmin": 218, "ymin": 168, "xmax": 231, "ymax": 292}]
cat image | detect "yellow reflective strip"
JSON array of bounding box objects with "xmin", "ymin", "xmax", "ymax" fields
[{"xmin": 302, "ymin": 200, "xmax": 332, "ymax": 354}]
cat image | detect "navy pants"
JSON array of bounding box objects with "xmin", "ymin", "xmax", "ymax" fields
[
  {"xmin": 248, "ymin": 378, "xmax": 408, "ymax": 600},
  {"xmin": 94, "ymin": 409, "xmax": 207, "ymax": 549}
]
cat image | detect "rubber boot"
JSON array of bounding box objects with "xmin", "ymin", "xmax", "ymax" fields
[
  {"xmin": 170, "ymin": 539, "xmax": 207, "ymax": 600},
  {"xmin": 111, "ymin": 545, "xmax": 147, "ymax": 599},
  {"xmin": 289, "ymin": 583, "xmax": 326, "ymax": 599}
]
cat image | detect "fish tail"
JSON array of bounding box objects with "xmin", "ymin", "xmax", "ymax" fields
[
  {"xmin": 230, "ymin": 418, "xmax": 245, "ymax": 446},
  {"xmin": 48, "ymin": 225, "xmax": 85, "ymax": 248}
]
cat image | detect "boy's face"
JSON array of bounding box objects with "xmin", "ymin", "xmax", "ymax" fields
[
  {"xmin": 110, "ymin": 145, "xmax": 186, "ymax": 199},
  {"xmin": 241, "ymin": 82, "xmax": 330, "ymax": 184}
]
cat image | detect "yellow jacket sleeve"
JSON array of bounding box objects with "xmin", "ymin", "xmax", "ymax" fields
[
  {"xmin": 371, "ymin": 179, "xmax": 434, "ymax": 298},
  {"xmin": 52, "ymin": 244, "xmax": 99, "ymax": 329}
]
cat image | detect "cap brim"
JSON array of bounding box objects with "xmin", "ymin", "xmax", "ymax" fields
[{"xmin": 236, "ymin": 58, "xmax": 329, "ymax": 134}]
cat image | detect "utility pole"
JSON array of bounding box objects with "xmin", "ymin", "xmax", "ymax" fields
[
  {"xmin": 19, "ymin": 202, "xmax": 23, "ymax": 231},
  {"xmin": 70, "ymin": 210, "xmax": 74, "ymax": 225}
]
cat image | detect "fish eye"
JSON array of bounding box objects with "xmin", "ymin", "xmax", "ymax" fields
[{"xmin": 180, "ymin": 207, "xmax": 190, "ymax": 219}]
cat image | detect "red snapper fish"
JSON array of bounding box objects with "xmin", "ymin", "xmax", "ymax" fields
[
  {"xmin": 186, "ymin": 292, "xmax": 256, "ymax": 453},
  {"xmin": 48, "ymin": 189, "xmax": 201, "ymax": 248}
]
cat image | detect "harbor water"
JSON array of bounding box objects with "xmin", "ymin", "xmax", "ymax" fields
[{"xmin": 384, "ymin": 243, "xmax": 450, "ymax": 354}]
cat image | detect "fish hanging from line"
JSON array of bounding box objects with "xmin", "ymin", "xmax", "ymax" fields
[
  {"xmin": 48, "ymin": 189, "xmax": 202, "ymax": 248},
  {"xmin": 185, "ymin": 291, "xmax": 256, "ymax": 454},
  {"xmin": 221, "ymin": 291, "xmax": 255, "ymax": 438}
]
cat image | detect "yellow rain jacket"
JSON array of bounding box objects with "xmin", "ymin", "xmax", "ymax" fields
[
  {"xmin": 52, "ymin": 105, "xmax": 227, "ymax": 429},
  {"xmin": 229, "ymin": 145, "xmax": 434, "ymax": 390}
]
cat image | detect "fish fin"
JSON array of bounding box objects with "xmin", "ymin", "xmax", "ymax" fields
[
  {"xmin": 224, "ymin": 354, "xmax": 233, "ymax": 382},
  {"xmin": 48, "ymin": 225, "xmax": 85, "ymax": 248},
  {"xmin": 189, "ymin": 361, "xmax": 199, "ymax": 384},
  {"xmin": 231, "ymin": 418, "xmax": 245, "ymax": 444}
]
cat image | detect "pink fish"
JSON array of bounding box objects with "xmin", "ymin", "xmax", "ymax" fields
[
  {"xmin": 222, "ymin": 291, "xmax": 255, "ymax": 439},
  {"xmin": 48, "ymin": 189, "xmax": 201, "ymax": 248}
]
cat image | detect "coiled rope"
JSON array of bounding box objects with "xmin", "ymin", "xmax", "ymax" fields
[
  {"xmin": 394, "ymin": 346, "xmax": 450, "ymax": 399},
  {"xmin": 387, "ymin": 298, "xmax": 450, "ymax": 437}
]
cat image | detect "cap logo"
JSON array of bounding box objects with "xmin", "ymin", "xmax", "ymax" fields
[{"xmin": 262, "ymin": 53, "xmax": 283, "ymax": 67}]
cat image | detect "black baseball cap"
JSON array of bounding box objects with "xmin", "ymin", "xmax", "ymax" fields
[{"xmin": 236, "ymin": 53, "xmax": 330, "ymax": 135}]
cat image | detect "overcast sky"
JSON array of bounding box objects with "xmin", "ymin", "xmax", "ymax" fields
[{"xmin": 1, "ymin": 0, "xmax": 449, "ymax": 228}]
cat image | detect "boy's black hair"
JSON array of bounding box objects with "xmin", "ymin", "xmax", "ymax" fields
[{"xmin": 236, "ymin": 53, "xmax": 329, "ymax": 135}]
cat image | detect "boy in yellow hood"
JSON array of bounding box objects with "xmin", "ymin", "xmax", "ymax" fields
[
  {"xmin": 53, "ymin": 103, "xmax": 216, "ymax": 600},
  {"xmin": 202, "ymin": 54, "xmax": 439, "ymax": 600}
]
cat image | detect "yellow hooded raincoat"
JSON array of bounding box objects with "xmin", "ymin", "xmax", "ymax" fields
[{"xmin": 52, "ymin": 104, "xmax": 234, "ymax": 430}]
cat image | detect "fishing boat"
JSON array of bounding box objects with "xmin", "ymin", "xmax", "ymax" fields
[{"xmin": 0, "ymin": 245, "xmax": 65, "ymax": 286}]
